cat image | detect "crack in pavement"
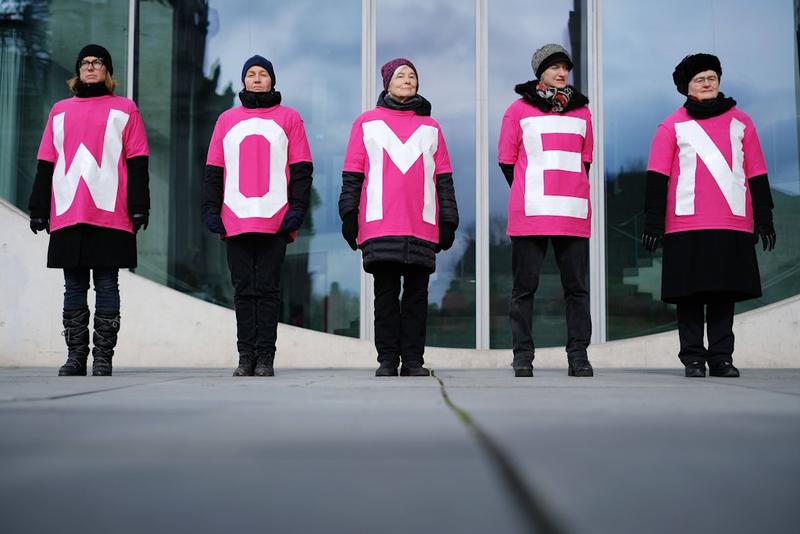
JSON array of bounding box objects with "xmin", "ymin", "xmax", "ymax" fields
[
  {"xmin": 431, "ymin": 370, "xmax": 568, "ymax": 534},
  {"xmin": 0, "ymin": 376, "xmax": 194, "ymax": 404}
]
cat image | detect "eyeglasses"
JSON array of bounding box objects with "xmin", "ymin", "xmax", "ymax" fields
[
  {"xmin": 690, "ymin": 75, "xmax": 718, "ymax": 85},
  {"xmin": 79, "ymin": 59, "xmax": 105, "ymax": 70}
]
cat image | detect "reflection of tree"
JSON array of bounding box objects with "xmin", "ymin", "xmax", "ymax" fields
[
  {"xmin": 0, "ymin": 0, "xmax": 53, "ymax": 208},
  {"xmin": 428, "ymin": 236, "xmax": 476, "ymax": 348}
]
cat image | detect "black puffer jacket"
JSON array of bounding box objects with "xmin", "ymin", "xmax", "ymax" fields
[{"xmin": 338, "ymin": 92, "xmax": 459, "ymax": 274}]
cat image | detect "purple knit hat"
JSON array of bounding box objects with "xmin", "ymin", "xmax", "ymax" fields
[{"xmin": 380, "ymin": 58, "xmax": 418, "ymax": 90}]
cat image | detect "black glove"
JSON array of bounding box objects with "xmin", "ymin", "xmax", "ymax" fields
[
  {"xmin": 641, "ymin": 231, "xmax": 663, "ymax": 253},
  {"xmin": 279, "ymin": 208, "xmax": 306, "ymax": 235},
  {"xmin": 132, "ymin": 213, "xmax": 149, "ymax": 233},
  {"xmin": 342, "ymin": 210, "xmax": 358, "ymax": 251},
  {"xmin": 438, "ymin": 222, "xmax": 456, "ymax": 252},
  {"xmin": 754, "ymin": 224, "xmax": 776, "ymax": 252},
  {"xmin": 202, "ymin": 212, "xmax": 226, "ymax": 235},
  {"xmin": 30, "ymin": 217, "xmax": 48, "ymax": 234}
]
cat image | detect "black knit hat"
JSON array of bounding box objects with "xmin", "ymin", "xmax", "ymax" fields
[
  {"xmin": 672, "ymin": 53, "xmax": 722, "ymax": 95},
  {"xmin": 75, "ymin": 44, "xmax": 113, "ymax": 76},
  {"xmin": 241, "ymin": 55, "xmax": 276, "ymax": 87}
]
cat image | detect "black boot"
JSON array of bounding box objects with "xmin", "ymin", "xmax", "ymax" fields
[
  {"xmin": 58, "ymin": 308, "xmax": 90, "ymax": 377},
  {"xmin": 375, "ymin": 362, "xmax": 399, "ymax": 377},
  {"xmin": 400, "ymin": 361, "xmax": 430, "ymax": 377},
  {"xmin": 709, "ymin": 360, "xmax": 740, "ymax": 378},
  {"xmin": 512, "ymin": 354, "xmax": 534, "ymax": 377},
  {"xmin": 254, "ymin": 352, "xmax": 275, "ymax": 377},
  {"xmin": 684, "ymin": 360, "xmax": 706, "ymax": 377},
  {"xmin": 92, "ymin": 312, "xmax": 120, "ymax": 376},
  {"xmin": 568, "ymin": 353, "xmax": 594, "ymax": 377},
  {"xmin": 233, "ymin": 353, "xmax": 257, "ymax": 377}
]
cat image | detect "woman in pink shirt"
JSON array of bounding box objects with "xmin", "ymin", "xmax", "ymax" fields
[
  {"xmin": 643, "ymin": 53, "xmax": 776, "ymax": 377},
  {"xmin": 28, "ymin": 44, "xmax": 150, "ymax": 377},
  {"xmin": 497, "ymin": 44, "xmax": 594, "ymax": 378},
  {"xmin": 339, "ymin": 58, "xmax": 459, "ymax": 377},
  {"xmin": 203, "ymin": 55, "xmax": 313, "ymax": 377}
]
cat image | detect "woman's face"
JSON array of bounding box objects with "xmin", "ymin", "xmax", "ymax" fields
[
  {"xmin": 687, "ymin": 69, "xmax": 720, "ymax": 101},
  {"xmin": 78, "ymin": 56, "xmax": 108, "ymax": 84},
  {"xmin": 244, "ymin": 66, "xmax": 272, "ymax": 92},
  {"xmin": 388, "ymin": 66, "xmax": 418, "ymax": 102},
  {"xmin": 540, "ymin": 62, "xmax": 570, "ymax": 89}
]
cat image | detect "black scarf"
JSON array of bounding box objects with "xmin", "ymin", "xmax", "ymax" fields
[
  {"xmin": 683, "ymin": 92, "xmax": 736, "ymax": 119},
  {"xmin": 376, "ymin": 90, "xmax": 432, "ymax": 116},
  {"xmin": 239, "ymin": 89, "xmax": 282, "ymax": 109},
  {"xmin": 514, "ymin": 80, "xmax": 589, "ymax": 113},
  {"xmin": 73, "ymin": 80, "xmax": 111, "ymax": 98}
]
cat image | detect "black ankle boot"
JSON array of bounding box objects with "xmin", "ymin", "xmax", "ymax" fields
[
  {"xmin": 254, "ymin": 353, "xmax": 275, "ymax": 377},
  {"xmin": 59, "ymin": 308, "xmax": 90, "ymax": 377},
  {"xmin": 375, "ymin": 362, "xmax": 399, "ymax": 377},
  {"xmin": 568, "ymin": 354, "xmax": 594, "ymax": 377},
  {"xmin": 92, "ymin": 312, "xmax": 120, "ymax": 376},
  {"xmin": 233, "ymin": 353, "xmax": 257, "ymax": 377},
  {"xmin": 400, "ymin": 361, "xmax": 430, "ymax": 377},
  {"xmin": 684, "ymin": 360, "xmax": 706, "ymax": 377},
  {"xmin": 708, "ymin": 360, "xmax": 739, "ymax": 378},
  {"xmin": 514, "ymin": 368, "xmax": 533, "ymax": 377}
]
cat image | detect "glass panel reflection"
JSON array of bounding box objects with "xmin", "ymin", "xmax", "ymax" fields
[
  {"xmin": 603, "ymin": 0, "xmax": 800, "ymax": 339},
  {"xmin": 0, "ymin": 0, "xmax": 128, "ymax": 212},
  {"xmin": 376, "ymin": 0, "xmax": 476, "ymax": 348},
  {"xmin": 488, "ymin": 0, "xmax": 587, "ymax": 349},
  {"xmin": 136, "ymin": 0, "xmax": 362, "ymax": 337}
]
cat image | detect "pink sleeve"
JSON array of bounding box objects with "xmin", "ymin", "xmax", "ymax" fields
[
  {"xmin": 435, "ymin": 127, "xmax": 453, "ymax": 174},
  {"xmin": 582, "ymin": 110, "xmax": 594, "ymax": 163},
  {"xmin": 36, "ymin": 110, "xmax": 57, "ymax": 162},
  {"xmin": 122, "ymin": 108, "xmax": 149, "ymax": 158},
  {"xmin": 497, "ymin": 107, "xmax": 520, "ymax": 164},
  {"xmin": 287, "ymin": 113, "xmax": 313, "ymax": 164},
  {"xmin": 646, "ymin": 124, "xmax": 676, "ymax": 175},
  {"xmin": 743, "ymin": 119, "xmax": 768, "ymax": 178},
  {"xmin": 206, "ymin": 116, "xmax": 225, "ymax": 167},
  {"xmin": 342, "ymin": 118, "xmax": 366, "ymax": 172}
]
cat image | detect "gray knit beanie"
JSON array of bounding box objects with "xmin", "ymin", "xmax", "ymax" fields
[{"xmin": 531, "ymin": 44, "xmax": 573, "ymax": 79}]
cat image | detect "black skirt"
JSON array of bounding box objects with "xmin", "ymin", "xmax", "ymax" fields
[
  {"xmin": 47, "ymin": 224, "xmax": 137, "ymax": 269},
  {"xmin": 661, "ymin": 229, "xmax": 761, "ymax": 303}
]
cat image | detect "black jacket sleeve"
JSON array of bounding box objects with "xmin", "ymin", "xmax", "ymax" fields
[
  {"xmin": 499, "ymin": 163, "xmax": 514, "ymax": 187},
  {"xmin": 288, "ymin": 161, "xmax": 313, "ymax": 212},
  {"xmin": 749, "ymin": 174, "xmax": 774, "ymax": 227},
  {"xmin": 644, "ymin": 171, "xmax": 669, "ymax": 234},
  {"xmin": 28, "ymin": 160, "xmax": 54, "ymax": 219},
  {"xmin": 202, "ymin": 165, "xmax": 224, "ymax": 220},
  {"xmin": 127, "ymin": 156, "xmax": 150, "ymax": 216},
  {"xmin": 339, "ymin": 171, "xmax": 364, "ymax": 219},
  {"xmin": 435, "ymin": 172, "xmax": 459, "ymax": 228},
  {"xmin": 584, "ymin": 161, "xmax": 591, "ymax": 174}
]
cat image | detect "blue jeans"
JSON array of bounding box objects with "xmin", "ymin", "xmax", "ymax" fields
[{"xmin": 63, "ymin": 268, "xmax": 120, "ymax": 314}]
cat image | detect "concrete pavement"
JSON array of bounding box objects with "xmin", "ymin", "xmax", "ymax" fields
[{"xmin": 1, "ymin": 368, "xmax": 798, "ymax": 533}]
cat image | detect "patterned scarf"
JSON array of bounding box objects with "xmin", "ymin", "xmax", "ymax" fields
[{"xmin": 535, "ymin": 82, "xmax": 573, "ymax": 113}]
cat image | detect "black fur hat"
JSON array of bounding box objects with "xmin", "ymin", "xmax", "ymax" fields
[{"xmin": 672, "ymin": 53, "xmax": 721, "ymax": 95}]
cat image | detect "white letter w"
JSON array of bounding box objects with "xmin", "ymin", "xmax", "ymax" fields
[{"xmin": 52, "ymin": 109, "xmax": 130, "ymax": 215}]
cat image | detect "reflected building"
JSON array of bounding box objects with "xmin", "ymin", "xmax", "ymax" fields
[{"xmin": 1, "ymin": 0, "xmax": 799, "ymax": 350}]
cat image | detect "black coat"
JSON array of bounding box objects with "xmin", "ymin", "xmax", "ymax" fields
[
  {"xmin": 338, "ymin": 94, "xmax": 459, "ymax": 274},
  {"xmin": 28, "ymin": 156, "xmax": 150, "ymax": 269}
]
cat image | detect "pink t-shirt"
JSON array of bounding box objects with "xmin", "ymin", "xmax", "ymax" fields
[
  {"xmin": 206, "ymin": 105, "xmax": 312, "ymax": 237},
  {"xmin": 498, "ymin": 99, "xmax": 593, "ymax": 237},
  {"xmin": 37, "ymin": 95, "xmax": 149, "ymax": 233},
  {"xmin": 647, "ymin": 106, "xmax": 767, "ymax": 234},
  {"xmin": 342, "ymin": 107, "xmax": 452, "ymax": 245}
]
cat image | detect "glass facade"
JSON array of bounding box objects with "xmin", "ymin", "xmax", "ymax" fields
[
  {"xmin": 603, "ymin": 0, "xmax": 800, "ymax": 339},
  {"xmin": 2, "ymin": 0, "xmax": 798, "ymax": 348}
]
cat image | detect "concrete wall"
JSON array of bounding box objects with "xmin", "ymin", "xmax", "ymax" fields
[{"xmin": 2, "ymin": 198, "xmax": 799, "ymax": 369}]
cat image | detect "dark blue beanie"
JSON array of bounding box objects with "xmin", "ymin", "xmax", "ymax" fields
[{"xmin": 241, "ymin": 55, "xmax": 276, "ymax": 87}]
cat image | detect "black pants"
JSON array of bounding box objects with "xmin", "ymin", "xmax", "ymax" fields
[
  {"xmin": 63, "ymin": 268, "xmax": 120, "ymax": 314},
  {"xmin": 675, "ymin": 298, "xmax": 735, "ymax": 366},
  {"xmin": 510, "ymin": 236, "xmax": 591, "ymax": 366},
  {"xmin": 372, "ymin": 263, "xmax": 430, "ymax": 366},
  {"xmin": 226, "ymin": 233, "xmax": 287, "ymax": 356}
]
